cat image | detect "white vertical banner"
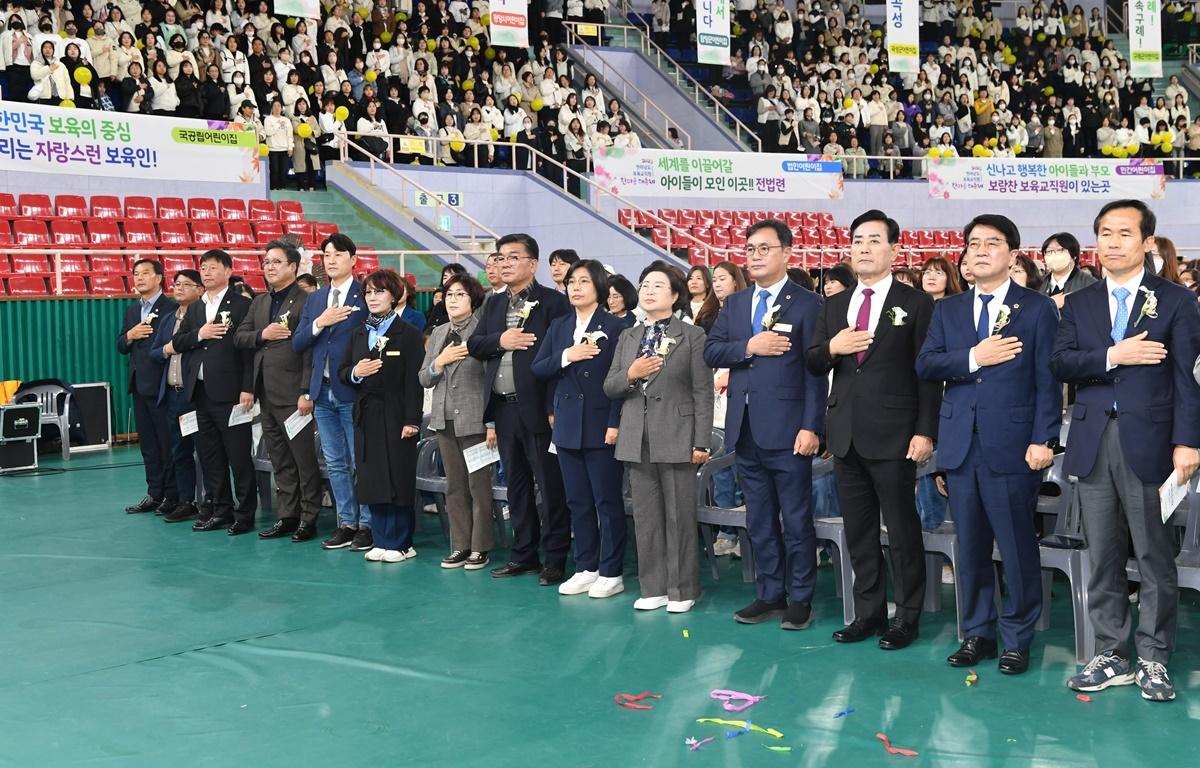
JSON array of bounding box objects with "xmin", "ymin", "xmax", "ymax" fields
[
  {"xmin": 886, "ymin": 0, "xmax": 919, "ymax": 74},
  {"xmin": 489, "ymin": 0, "xmax": 529, "ymax": 48},
  {"xmin": 696, "ymin": 0, "xmax": 731, "ymax": 66},
  {"xmin": 1128, "ymin": 0, "xmax": 1163, "ymax": 78},
  {"xmin": 274, "ymin": 0, "xmax": 320, "ymax": 19}
]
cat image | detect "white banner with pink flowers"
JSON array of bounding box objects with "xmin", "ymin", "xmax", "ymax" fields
[{"xmin": 927, "ymin": 157, "xmax": 1166, "ymax": 200}]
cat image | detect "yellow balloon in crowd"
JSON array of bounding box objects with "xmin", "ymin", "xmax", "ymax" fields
[
  {"xmin": 531, "ymin": 97, "xmax": 544, "ymax": 111},
  {"xmin": 427, "ymin": 39, "xmax": 437, "ymax": 51},
  {"xmin": 462, "ymin": 79, "xmax": 474, "ymax": 91},
  {"xmin": 259, "ymin": 143, "xmax": 270, "ymax": 156},
  {"xmin": 59, "ymin": 99, "xmax": 76, "ymax": 109},
  {"xmin": 450, "ymin": 139, "xmax": 466, "ymax": 152},
  {"xmin": 74, "ymin": 67, "xmax": 92, "ymax": 85},
  {"xmin": 381, "ymin": 30, "xmax": 393, "ymax": 43},
  {"xmin": 334, "ymin": 106, "xmax": 350, "ymax": 122},
  {"xmin": 484, "ymin": 46, "xmax": 496, "ymax": 60},
  {"xmin": 297, "ymin": 122, "xmax": 314, "ymax": 138},
  {"xmin": 365, "ymin": 69, "xmax": 378, "ymax": 81}
]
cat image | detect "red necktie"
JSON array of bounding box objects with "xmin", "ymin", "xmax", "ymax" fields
[{"xmin": 854, "ymin": 287, "xmax": 874, "ymax": 365}]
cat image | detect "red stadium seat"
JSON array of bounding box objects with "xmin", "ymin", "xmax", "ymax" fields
[
  {"xmin": 187, "ymin": 198, "xmax": 219, "ymax": 220},
  {"xmin": 282, "ymin": 220, "xmax": 314, "ymax": 244},
  {"xmin": 90, "ymin": 195, "xmax": 122, "ymax": 219},
  {"xmin": 713, "ymin": 210, "xmax": 733, "ymax": 227},
  {"xmin": 219, "ymin": 198, "xmax": 248, "ymax": 220},
  {"xmin": 656, "ymin": 208, "xmax": 678, "ymax": 226},
  {"xmin": 242, "ymin": 273, "xmax": 267, "ymax": 292},
  {"xmin": 89, "ymin": 255, "xmax": 126, "ymax": 274},
  {"xmin": 158, "ymin": 221, "xmax": 191, "ymax": 245},
  {"xmin": 691, "ymin": 226, "xmax": 713, "ymax": 244},
  {"xmin": 676, "ymin": 209, "xmax": 697, "ymax": 228},
  {"xmin": 687, "ymin": 246, "xmax": 712, "ymax": 265},
  {"xmin": 58, "ymin": 275, "xmax": 87, "ymax": 295},
  {"xmin": 50, "ymin": 253, "xmax": 89, "ymax": 273},
  {"xmin": 11, "ymin": 253, "xmax": 50, "ymax": 274},
  {"xmin": 7, "ymin": 275, "xmax": 47, "ymax": 295},
  {"xmin": 0, "ymin": 256, "xmax": 9, "ymax": 273},
  {"xmin": 247, "ymin": 199, "xmax": 276, "ymax": 221},
  {"xmin": 191, "ymin": 221, "xmax": 225, "ymax": 247},
  {"xmin": 161, "ymin": 256, "xmax": 195, "ymax": 274},
  {"xmin": 157, "ymin": 197, "xmax": 187, "ymax": 220},
  {"xmin": 277, "ymin": 200, "xmax": 304, "ymax": 222},
  {"xmin": 231, "ymin": 255, "xmax": 261, "ymax": 274},
  {"xmin": 88, "ymin": 219, "xmax": 123, "ymax": 245},
  {"xmin": 633, "ymin": 209, "xmax": 655, "ymax": 228},
  {"xmin": 312, "ymin": 221, "xmax": 339, "ymax": 242},
  {"xmin": 694, "ymin": 209, "xmax": 715, "ymax": 227},
  {"xmin": 0, "ymin": 193, "xmax": 16, "ymax": 217},
  {"xmin": 123, "ymin": 220, "xmax": 158, "ymax": 246},
  {"xmin": 89, "ymin": 275, "xmax": 128, "ymax": 295},
  {"xmin": 356, "ymin": 249, "xmax": 379, "ymax": 272},
  {"xmin": 710, "ymin": 228, "xmax": 730, "ymax": 250},
  {"xmin": 51, "ymin": 220, "xmax": 87, "ymax": 246},
  {"xmin": 223, "ymin": 221, "xmax": 255, "ymax": 246},
  {"xmin": 253, "ymin": 221, "xmax": 283, "ymax": 244},
  {"xmin": 124, "ymin": 196, "xmax": 156, "ymax": 220},
  {"xmin": 55, "ymin": 195, "xmax": 88, "ymax": 218},
  {"xmin": 18, "ymin": 194, "xmax": 52, "ymax": 217},
  {"xmin": 617, "ymin": 209, "xmax": 634, "ymax": 228},
  {"xmin": 14, "ymin": 219, "xmax": 49, "ymax": 245}
]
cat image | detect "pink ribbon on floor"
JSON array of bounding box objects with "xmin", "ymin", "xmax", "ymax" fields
[
  {"xmin": 710, "ymin": 689, "xmax": 766, "ymax": 712},
  {"xmin": 875, "ymin": 733, "xmax": 919, "ymax": 757}
]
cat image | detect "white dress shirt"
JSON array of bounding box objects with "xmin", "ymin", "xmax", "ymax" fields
[
  {"xmin": 845, "ymin": 274, "xmax": 892, "ymax": 333},
  {"xmin": 1104, "ymin": 269, "xmax": 1145, "ymax": 371},
  {"xmin": 560, "ymin": 309, "xmax": 596, "ymax": 368},
  {"xmin": 967, "ymin": 278, "xmax": 1012, "ymax": 373},
  {"xmin": 311, "ymin": 274, "xmax": 355, "ymax": 337},
  {"xmin": 198, "ymin": 287, "xmax": 229, "ymax": 380}
]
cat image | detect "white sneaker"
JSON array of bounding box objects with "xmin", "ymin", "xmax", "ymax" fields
[
  {"xmin": 404, "ymin": 547, "xmax": 418, "ymax": 559},
  {"xmin": 942, "ymin": 565, "xmax": 955, "ymax": 585},
  {"xmin": 666, "ymin": 599, "xmax": 695, "ymax": 613},
  {"xmin": 558, "ymin": 570, "xmax": 599, "ymax": 595},
  {"xmin": 729, "ymin": 542, "xmax": 741, "ymax": 558},
  {"xmin": 382, "ymin": 549, "xmax": 407, "ymax": 563},
  {"xmin": 588, "ymin": 575, "xmax": 625, "ymax": 598},
  {"xmin": 364, "ymin": 547, "xmax": 386, "ymax": 562},
  {"xmin": 634, "ymin": 595, "xmax": 669, "ymax": 610},
  {"xmin": 713, "ymin": 538, "xmax": 737, "ymax": 556}
]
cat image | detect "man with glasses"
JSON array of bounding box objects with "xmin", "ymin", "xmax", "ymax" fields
[
  {"xmin": 705, "ymin": 219, "xmax": 827, "ymax": 631},
  {"xmin": 468, "ymin": 233, "xmax": 572, "ymax": 585},
  {"xmin": 151, "ymin": 269, "xmax": 203, "ymax": 523},
  {"xmin": 234, "ymin": 240, "xmax": 322, "ymax": 543},
  {"xmin": 292, "ymin": 234, "xmax": 372, "ymax": 552}
]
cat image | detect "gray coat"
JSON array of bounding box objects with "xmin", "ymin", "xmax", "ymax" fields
[
  {"xmin": 603, "ymin": 317, "xmax": 713, "ymax": 464},
  {"xmin": 419, "ymin": 315, "xmax": 488, "ymax": 436},
  {"xmin": 1041, "ymin": 266, "xmax": 1097, "ymax": 297}
]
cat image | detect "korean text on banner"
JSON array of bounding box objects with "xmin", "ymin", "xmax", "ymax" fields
[
  {"xmin": 886, "ymin": 0, "xmax": 919, "ymax": 74},
  {"xmin": 0, "ymin": 102, "xmax": 262, "ymax": 183},
  {"xmin": 274, "ymin": 0, "xmax": 320, "ymax": 19},
  {"xmin": 1128, "ymin": 0, "xmax": 1162, "ymax": 78},
  {"xmin": 928, "ymin": 157, "xmax": 1166, "ymax": 200},
  {"xmin": 696, "ymin": 0, "xmax": 731, "ymax": 66},
  {"xmin": 489, "ymin": 0, "xmax": 529, "ymax": 48},
  {"xmin": 592, "ymin": 147, "xmax": 844, "ymax": 199}
]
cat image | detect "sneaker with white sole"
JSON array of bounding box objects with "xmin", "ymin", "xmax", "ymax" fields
[
  {"xmin": 1066, "ymin": 651, "xmax": 1136, "ymax": 692},
  {"xmin": 558, "ymin": 570, "xmax": 599, "ymax": 596},
  {"xmin": 942, "ymin": 565, "xmax": 955, "ymax": 585},
  {"xmin": 1135, "ymin": 660, "xmax": 1176, "ymax": 701},
  {"xmin": 588, "ymin": 575, "xmax": 625, "ymax": 598},
  {"xmin": 382, "ymin": 549, "xmax": 408, "ymax": 563},
  {"xmin": 464, "ymin": 551, "xmax": 489, "ymax": 570},
  {"xmin": 634, "ymin": 595, "xmax": 669, "ymax": 611},
  {"xmin": 404, "ymin": 547, "xmax": 417, "ymax": 559},
  {"xmin": 666, "ymin": 599, "xmax": 695, "ymax": 613},
  {"xmin": 713, "ymin": 538, "xmax": 737, "ymax": 557},
  {"xmin": 364, "ymin": 547, "xmax": 386, "ymax": 562}
]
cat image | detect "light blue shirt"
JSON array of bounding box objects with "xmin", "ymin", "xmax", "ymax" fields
[
  {"xmin": 750, "ymin": 275, "xmax": 788, "ymax": 328},
  {"xmin": 140, "ymin": 291, "xmax": 163, "ymax": 321},
  {"xmin": 351, "ymin": 314, "xmax": 397, "ymax": 384}
]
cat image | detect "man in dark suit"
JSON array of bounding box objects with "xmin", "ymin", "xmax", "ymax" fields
[
  {"xmin": 806, "ymin": 209, "xmax": 940, "ymax": 650},
  {"xmin": 917, "ymin": 214, "xmax": 1062, "ymax": 675},
  {"xmin": 172, "ymin": 249, "xmax": 258, "ymax": 535},
  {"xmin": 1051, "ymin": 200, "xmax": 1200, "ymax": 702},
  {"xmin": 467, "ymin": 232, "xmax": 572, "ymax": 585},
  {"xmin": 704, "ymin": 219, "xmax": 827, "ymax": 631},
  {"xmin": 117, "ymin": 258, "xmax": 177, "ymax": 515},
  {"xmin": 234, "ymin": 240, "xmax": 321, "ymax": 543}
]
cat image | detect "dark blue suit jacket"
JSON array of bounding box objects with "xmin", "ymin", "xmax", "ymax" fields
[
  {"xmin": 704, "ymin": 280, "xmax": 826, "ymax": 451},
  {"xmin": 1049, "ymin": 272, "xmax": 1200, "ymax": 485},
  {"xmin": 916, "ymin": 283, "xmax": 1062, "ymax": 474},
  {"xmin": 117, "ymin": 293, "xmax": 176, "ymax": 399},
  {"xmin": 149, "ymin": 308, "xmax": 190, "ymax": 405},
  {"xmin": 529, "ymin": 309, "xmax": 624, "ymax": 450},
  {"xmin": 291, "ymin": 280, "xmax": 367, "ymax": 402}
]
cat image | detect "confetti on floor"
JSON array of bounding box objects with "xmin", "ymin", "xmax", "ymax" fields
[
  {"xmin": 965, "ymin": 669, "xmax": 979, "ymax": 687},
  {"xmin": 876, "ymin": 732, "xmax": 920, "ymax": 757},
  {"xmin": 833, "ymin": 708, "xmax": 856, "ymax": 718},
  {"xmin": 685, "ymin": 736, "xmax": 715, "ymax": 751},
  {"xmin": 614, "ymin": 692, "xmax": 662, "ymax": 710},
  {"xmin": 1076, "ymin": 694, "xmax": 1092, "ymax": 703},
  {"xmin": 682, "ymin": 629, "xmax": 689, "ymax": 638}
]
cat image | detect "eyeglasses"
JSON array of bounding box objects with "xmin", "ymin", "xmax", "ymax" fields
[
  {"xmin": 443, "ymin": 290, "xmax": 470, "ymax": 299},
  {"xmin": 1043, "ymin": 248, "xmax": 1068, "ymax": 257},
  {"xmin": 743, "ymin": 244, "xmax": 787, "ymax": 257},
  {"xmin": 174, "ymin": 281, "xmax": 200, "ymax": 290},
  {"xmin": 363, "ymin": 288, "xmax": 391, "ymax": 296},
  {"xmin": 262, "ymin": 258, "xmax": 288, "ymax": 267}
]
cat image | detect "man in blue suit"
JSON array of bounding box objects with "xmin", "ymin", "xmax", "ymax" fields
[
  {"xmin": 1051, "ymin": 200, "xmax": 1200, "ymax": 702},
  {"xmin": 705, "ymin": 219, "xmax": 826, "ymax": 631},
  {"xmin": 292, "ymin": 233, "xmax": 371, "ymax": 552},
  {"xmin": 917, "ymin": 214, "xmax": 1061, "ymax": 676}
]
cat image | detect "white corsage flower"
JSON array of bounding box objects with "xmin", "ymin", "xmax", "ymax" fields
[
  {"xmin": 143, "ymin": 311, "xmax": 158, "ymax": 325},
  {"xmin": 1134, "ymin": 287, "xmax": 1158, "ymax": 327},
  {"xmin": 761, "ymin": 304, "xmax": 782, "ymax": 331},
  {"xmin": 219, "ymin": 310, "xmax": 232, "ymax": 328},
  {"xmin": 582, "ymin": 330, "xmax": 608, "ymax": 345},
  {"xmin": 375, "ymin": 335, "xmax": 390, "ymax": 353},
  {"xmin": 655, "ymin": 336, "xmax": 677, "ymax": 358},
  {"xmin": 992, "ymin": 304, "xmax": 1012, "ymax": 334},
  {"xmin": 885, "ymin": 306, "xmax": 907, "ymax": 327}
]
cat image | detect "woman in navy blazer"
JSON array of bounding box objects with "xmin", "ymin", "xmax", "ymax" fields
[{"xmin": 531, "ymin": 259, "xmax": 628, "ymax": 600}]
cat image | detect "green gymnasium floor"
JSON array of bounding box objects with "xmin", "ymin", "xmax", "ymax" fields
[{"xmin": 3, "ymin": 448, "xmax": 1198, "ymax": 767}]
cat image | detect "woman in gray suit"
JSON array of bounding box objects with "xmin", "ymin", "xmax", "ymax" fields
[
  {"xmin": 604, "ymin": 261, "xmax": 713, "ymax": 614},
  {"xmin": 419, "ymin": 274, "xmax": 495, "ymax": 571}
]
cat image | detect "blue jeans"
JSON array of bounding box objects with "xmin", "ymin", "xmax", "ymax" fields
[
  {"xmin": 315, "ymin": 386, "xmax": 370, "ymax": 529},
  {"xmin": 713, "ymin": 465, "xmax": 742, "ymax": 540},
  {"xmin": 916, "ymin": 474, "xmax": 948, "ymax": 530},
  {"xmin": 812, "ymin": 471, "xmax": 841, "ymax": 519}
]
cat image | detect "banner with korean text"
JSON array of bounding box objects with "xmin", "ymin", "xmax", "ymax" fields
[
  {"xmin": 886, "ymin": 0, "xmax": 919, "ymax": 74},
  {"xmin": 489, "ymin": 0, "xmax": 529, "ymax": 48},
  {"xmin": 593, "ymin": 147, "xmax": 844, "ymax": 199},
  {"xmin": 0, "ymin": 102, "xmax": 262, "ymax": 183},
  {"xmin": 274, "ymin": 0, "xmax": 320, "ymax": 19},
  {"xmin": 696, "ymin": 0, "xmax": 731, "ymax": 66},
  {"xmin": 1128, "ymin": 0, "xmax": 1163, "ymax": 78},
  {"xmin": 928, "ymin": 157, "xmax": 1166, "ymax": 199}
]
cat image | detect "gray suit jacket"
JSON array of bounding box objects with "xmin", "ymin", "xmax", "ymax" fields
[
  {"xmin": 420, "ymin": 315, "xmax": 489, "ymax": 436},
  {"xmin": 603, "ymin": 316, "xmax": 713, "ymax": 463},
  {"xmin": 232, "ymin": 282, "xmax": 312, "ymax": 408}
]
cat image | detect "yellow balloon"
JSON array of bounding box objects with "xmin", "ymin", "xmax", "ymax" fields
[
  {"xmin": 297, "ymin": 122, "xmax": 313, "ymax": 138},
  {"xmin": 259, "ymin": 143, "xmax": 270, "ymax": 156},
  {"xmin": 58, "ymin": 30, "xmax": 67, "ymax": 38},
  {"xmin": 490, "ymin": 128, "xmax": 500, "ymax": 140},
  {"xmin": 450, "ymin": 139, "xmax": 465, "ymax": 152},
  {"xmin": 926, "ymin": 147, "xmax": 939, "ymax": 158},
  {"xmin": 462, "ymin": 79, "xmax": 474, "ymax": 91},
  {"xmin": 972, "ymin": 144, "xmax": 985, "ymax": 157},
  {"xmin": 1013, "ymin": 144, "xmax": 1023, "ymax": 155},
  {"xmin": 1126, "ymin": 142, "xmax": 1139, "ymax": 153},
  {"xmin": 481, "ymin": 13, "xmax": 490, "ymax": 25},
  {"xmin": 1162, "ymin": 142, "xmax": 1173, "ymax": 153},
  {"xmin": 73, "ymin": 67, "xmax": 92, "ymax": 85},
  {"xmin": 1036, "ymin": 32, "xmax": 1046, "ymax": 42},
  {"xmin": 531, "ymin": 97, "xmax": 544, "ymax": 112},
  {"xmin": 59, "ymin": 99, "xmax": 75, "ymax": 109},
  {"xmin": 1111, "ymin": 147, "xmax": 1127, "ymax": 158},
  {"xmin": 842, "ymin": 98, "xmax": 854, "ymax": 109},
  {"xmin": 941, "ymin": 148, "xmax": 955, "ymax": 158},
  {"xmin": 484, "ymin": 46, "xmax": 496, "ymax": 60},
  {"xmin": 395, "ymin": 11, "xmax": 408, "ymax": 21},
  {"xmin": 365, "ymin": 69, "xmax": 378, "ymax": 81},
  {"xmin": 988, "ymin": 137, "xmax": 997, "ymax": 147},
  {"xmin": 868, "ymin": 64, "xmax": 878, "ymax": 74},
  {"xmin": 285, "ymin": 17, "xmax": 297, "ymax": 28},
  {"xmin": 1042, "ymin": 86, "xmax": 1054, "ymax": 96},
  {"xmin": 381, "ymin": 30, "xmax": 393, "ymax": 43},
  {"xmin": 357, "ymin": 7, "xmax": 370, "ymax": 19},
  {"xmin": 1101, "ymin": 145, "xmax": 1113, "ymax": 155},
  {"xmin": 427, "ymin": 39, "xmax": 437, "ymax": 51},
  {"xmin": 334, "ymin": 106, "xmax": 350, "ymax": 122},
  {"xmin": 467, "ymin": 35, "xmax": 479, "ymax": 49},
  {"xmin": 1184, "ymin": 12, "xmax": 1195, "ymax": 22}
]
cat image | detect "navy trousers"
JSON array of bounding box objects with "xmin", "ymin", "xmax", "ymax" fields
[
  {"xmin": 370, "ymin": 503, "xmax": 415, "ymax": 551},
  {"xmin": 133, "ymin": 391, "xmax": 175, "ymax": 501},
  {"xmin": 557, "ymin": 445, "xmax": 626, "ymax": 577}
]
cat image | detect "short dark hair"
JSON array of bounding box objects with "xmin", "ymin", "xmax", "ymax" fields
[
  {"xmin": 320, "ymin": 232, "xmax": 357, "ymax": 257},
  {"xmin": 132, "ymin": 257, "xmax": 163, "ymax": 277},
  {"xmin": 850, "ymin": 209, "xmax": 900, "ymax": 244},
  {"xmin": 362, "ymin": 269, "xmax": 405, "ymax": 307},
  {"xmin": 440, "ymin": 262, "xmax": 467, "ymax": 283},
  {"xmin": 786, "ymin": 267, "xmax": 815, "ymax": 291},
  {"xmin": 606, "ymin": 273, "xmax": 638, "ymax": 313},
  {"xmin": 964, "ymin": 214, "xmax": 1021, "ymax": 251},
  {"xmin": 1041, "ymin": 232, "xmax": 1080, "ymax": 262},
  {"xmin": 824, "ymin": 263, "xmax": 856, "ymax": 291},
  {"xmin": 1014, "ymin": 253, "xmax": 1042, "ymax": 291},
  {"xmin": 1093, "ymin": 199, "xmax": 1156, "ymax": 239},
  {"xmin": 548, "ymin": 248, "xmax": 580, "ymax": 266},
  {"xmin": 265, "ymin": 238, "xmax": 301, "ymax": 266},
  {"xmin": 174, "ymin": 268, "xmax": 201, "ymax": 285},
  {"xmin": 746, "ymin": 218, "xmax": 793, "ymax": 248},
  {"xmin": 638, "ymin": 260, "xmax": 688, "ymax": 313},
  {"xmin": 498, "ymin": 232, "xmax": 539, "ymax": 261},
  {"xmin": 200, "ymin": 249, "xmax": 233, "ymax": 268},
  {"xmin": 442, "ymin": 273, "xmax": 486, "ymax": 309},
  {"xmin": 563, "ymin": 259, "xmax": 608, "ymax": 304},
  {"xmin": 296, "ymin": 274, "xmax": 318, "ymax": 289}
]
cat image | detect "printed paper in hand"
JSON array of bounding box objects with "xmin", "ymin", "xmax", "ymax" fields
[
  {"xmin": 179, "ymin": 411, "xmax": 199, "ymax": 436},
  {"xmin": 284, "ymin": 410, "xmax": 314, "ymax": 440},
  {"xmin": 1159, "ymin": 469, "xmax": 1193, "ymax": 524},
  {"xmin": 228, "ymin": 401, "xmax": 261, "ymax": 427},
  {"xmin": 463, "ymin": 442, "xmax": 502, "ymax": 474}
]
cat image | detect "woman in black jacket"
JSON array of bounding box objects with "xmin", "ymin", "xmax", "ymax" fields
[
  {"xmin": 174, "ymin": 59, "xmax": 203, "ymax": 118},
  {"xmin": 61, "ymin": 43, "xmax": 100, "ymax": 109},
  {"xmin": 201, "ymin": 64, "xmax": 230, "ymax": 120},
  {"xmin": 121, "ymin": 61, "xmax": 153, "ymax": 113}
]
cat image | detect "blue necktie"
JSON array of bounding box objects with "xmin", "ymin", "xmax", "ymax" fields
[
  {"xmin": 752, "ymin": 289, "xmax": 771, "ymax": 335},
  {"xmin": 976, "ymin": 294, "xmax": 993, "ymax": 342},
  {"xmin": 1110, "ymin": 287, "xmax": 1131, "ymax": 344}
]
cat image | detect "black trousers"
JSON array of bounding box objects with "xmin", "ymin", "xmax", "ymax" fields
[
  {"xmin": 834, "ymin": 442, "xmax": 926, "ymax": 625},
  {"xmin": 268, "ymin": 150, "xmax": 290, "ymax": 190},
  {"xmin": 133, "ymin": 391, "xmax": 176, "ymax": 501},
  {"xmin": 260, "ymin": 400, "xmax": 322, "ymax": 523},
  {"xmin": 492, "ymin": 396, "xmax": 571, "ymax": 569},
  {"xmin": 194, "ymin": 381, "xmax": 257, "ymax": 524}
]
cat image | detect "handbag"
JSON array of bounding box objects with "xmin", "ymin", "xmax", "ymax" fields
[{"xmin": 304, "ymin": 138, "xmax": 319, "ymax": 154}]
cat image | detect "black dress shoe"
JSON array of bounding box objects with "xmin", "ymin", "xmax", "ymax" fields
[
  {"xmin": 227, "ymin": 520, "xmax": 255, "ymax": 536},
  {"xmin": 878, "ymin": 619, "xmax": 920, "ymax": 650},
  {"xmin": 733, "ymin": 598, "xmax": 789, "ymax": 624},
  {"xmin": 833, "ymin": 617, "xmax": 886, "ymax": 643},
  {"xmin": 291, "ymin": 521, "xmax": 318, "ymax": 542},
  {"xmin": 490, "ymin": 561, "xmax": 540, "ymax": 578},
  {"xmin": 155, "ymin": 499, "xmax": 178, "ymax": 516},
  {"xmin": 125, "ymin": 495, "xmax": 161, "ymax": 514},
  {"xmin": 259, "ymin": 519, "xmax": 300, "ymax": 539},
  {"xmin": 163, "ymin": 502, "xmax": 199, "ymax": 523},
  {"xmin": 947, "ymin": 636, "xmax": 999, "ymax": 667},
  {"xmin": 538, "ymin": 566, "xmax": 565, "ymax": 586},
  {"xmin": 192, "ymin": 516, "xmax": 233, "ymax": 532},
  {"xmin": 781, "ymin": 602, "xmax": 813, "ymax": 631},
  {"xmin": 998, "ymin": 649, "xmax": 1031, "ymax": 675}
]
